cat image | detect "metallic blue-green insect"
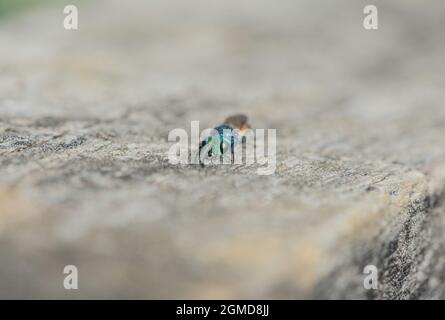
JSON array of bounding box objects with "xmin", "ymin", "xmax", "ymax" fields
[{"xmin": 199, "ymin": 114, "xmax": 249, "ymax": 166}]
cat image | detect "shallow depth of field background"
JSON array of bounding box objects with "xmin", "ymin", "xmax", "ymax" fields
[{"xmin": 1, "ymin": 0, "xmax": 445, "ymax": 299}]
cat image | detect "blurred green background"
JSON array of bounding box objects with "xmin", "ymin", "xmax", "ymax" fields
[
  {"xmin": 0, "ymin": 0, "xmax": 84, "ymax": 19},
  {"xmin": 0, "ymin": 0, "xmax": 53, "ymax": 19},
  {"xmin": 1, "ymin": 0, "xmax": 40, "ymax": 18}
]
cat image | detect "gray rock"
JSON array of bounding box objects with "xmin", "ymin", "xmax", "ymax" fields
[{"xmin": 0, "ymin": 0, "xmax": 445, "ymax": 299}]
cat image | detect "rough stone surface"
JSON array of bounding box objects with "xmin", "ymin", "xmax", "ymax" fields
[{"xmin": 1, "ymin": 0, "xmax": 445, "ymax": 299}]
